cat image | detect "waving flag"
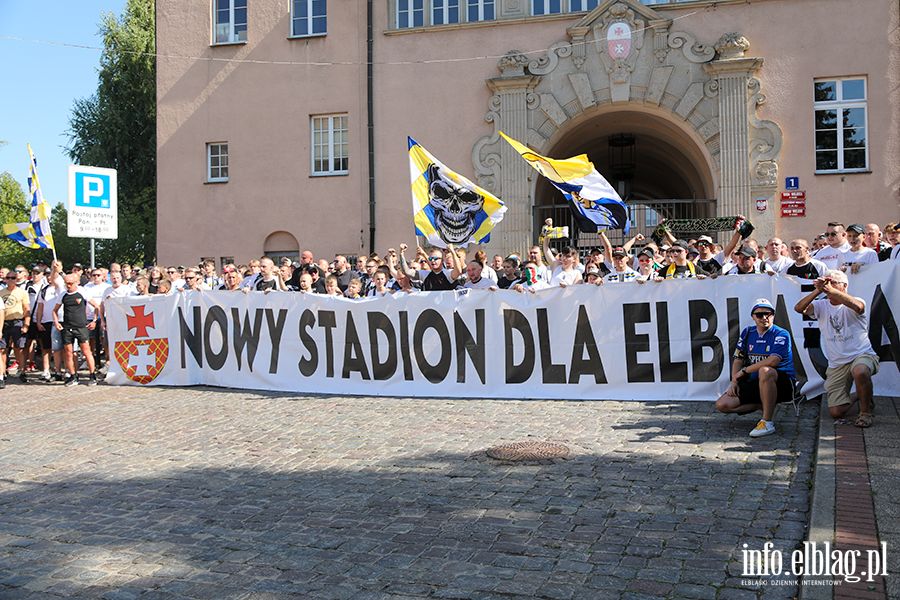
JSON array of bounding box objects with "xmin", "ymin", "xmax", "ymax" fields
[
  {"xmin": 499, "ymin": 131, "xmax": 629, "ymax": 234},
  {"xmin": 409, "ymin": 137, "xmax": 506, "ymax": 248},
  {"xmin": 3, "ymin": 144, "xmax": 55, "ymax": 250}
]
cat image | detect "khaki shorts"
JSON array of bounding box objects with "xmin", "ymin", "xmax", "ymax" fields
[{"xmin": 825, "ymin": 354, "xmax": 880, "ymax": 408}]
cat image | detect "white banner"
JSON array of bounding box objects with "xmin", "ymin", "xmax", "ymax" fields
[{"xmin": 106, "ymin": 262, "xmax": 900, "ymax": 401}]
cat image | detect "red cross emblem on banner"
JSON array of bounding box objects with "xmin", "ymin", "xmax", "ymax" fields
[{"xmin": 115, "ymin": 305, "xmax": 168, "ymax": 384}]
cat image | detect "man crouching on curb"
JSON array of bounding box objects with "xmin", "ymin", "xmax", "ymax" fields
[
  {"xmin": 716, "ymin": 298, "xmax": 796, "ymax": 438},
  {"xmin": 794, "ymin": 269, "xmax": 878, "ymax": 427}
]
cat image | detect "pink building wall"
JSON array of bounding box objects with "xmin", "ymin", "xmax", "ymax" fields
[{"xmin": 157, "ymin": 0, "xmax": 899, "ymax": 266}]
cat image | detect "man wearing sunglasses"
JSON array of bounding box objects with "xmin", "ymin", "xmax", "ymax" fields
[
  {"xmin": 813, "ymin": 222, "xmax": 850, "ymax": 271},
  {"xmin": 794, "ymin": 270, "xmax": 878, "ymax": 427},
  {"xmin": 398, "ymin": 243, "xmax": 463, "ymax": 291},
  {"xmin": 716, "ymin": 298, "xmax": 796, "ymax": 438},
  {"xmin": 0, "ymin": 270, "xmax": 31, "ymax": 387},
  {"xmin": 52, "ymin": 274, "xmax": 101, "ymax": 387}
]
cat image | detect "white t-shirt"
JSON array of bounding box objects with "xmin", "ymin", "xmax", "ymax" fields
[
  {"xmin": 105, "ymin": 285, "xmax": 137, "ymax": 301},
  {"xmin": 483, "ymin": 268, "xmax": 498, "ymax": 283},
  {"xmin": 83, "ymin": 281, "xmax": 112, "ymax": 320},
  {"xmin": 814, "ymin": 243, "xmax": 851, "ymax": 271},
  {"xmin": 839, "ymin": 247, "xmax": 878, "ymax": 269},
  {"xmin": 765, "ymin": 255, "xmax": 793, "ymax": 273},
  {"xmin": 809, "ymin": 298, "xmax": 875, "ymax": 368},
  {"xmin": 463, "ymin": 276, "xmax": 494, "ymax": 290},
  {"xmin": 549, "ymin": 266, "xmax": 581, "ymax": 286},
  {"xmin": 36, "ymin": 281, "xmax": 65, "ymax": 324}
]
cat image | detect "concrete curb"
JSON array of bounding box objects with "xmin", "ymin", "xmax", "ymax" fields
[{"xmin": 800, "ymin": 396, "xmax": 835, "ymax": 600}]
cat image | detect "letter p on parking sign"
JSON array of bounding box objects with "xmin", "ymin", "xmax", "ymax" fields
[
  {"xmin": 76, "ymin": 173, "xmax": 109, "ymax": 208},
  {"xmin": 67, "ymin": 165, "xmax": 117, "ymax": 239}
]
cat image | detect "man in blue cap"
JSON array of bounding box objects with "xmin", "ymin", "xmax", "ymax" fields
[{"xmin": 716, "ymin": 298, "xmax": 796, "ymax": 437}]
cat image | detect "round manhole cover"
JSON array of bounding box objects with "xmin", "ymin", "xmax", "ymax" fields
[{"xmin": 486, "ymin": 441, "xmax": 570, "ymax": 461}]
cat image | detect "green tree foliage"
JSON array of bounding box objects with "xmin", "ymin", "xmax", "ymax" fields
[
  {"xmin": 66, "ymin": 0, "xmax": 155, "ymax": 266},
  {"xmin": 0, "ymin": 172, "xmax": 89, "ymax": 269},
  {"xmin": 0, "ymin": 171, "xmax": 32, "ymax": 268}
]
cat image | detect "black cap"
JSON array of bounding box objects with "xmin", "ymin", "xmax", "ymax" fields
[
  {"xmin": 737, "ymin": 246, "xmax": 757, "ymax": 258},
  {"xmin": 672, "ymin": 239, "xmax": 690, "ymax": 250},
  {"xmin": 847, "ymin": 223, "xmax": 865, "ymax": 235},
  {"xmin": 637, "ymin": 248, "xmax": 655, "ymax": 259},
  {"xmin": 611, "ymin": 247, "xmax": 627, "ymax": 257},
  {"xmin": 72, "ymin": 263, "xmax": 83, "ymax": 269}
]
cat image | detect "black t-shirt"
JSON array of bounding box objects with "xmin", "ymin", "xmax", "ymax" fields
[
  {"xmin": 697, "ymin": 257, "xmax": 722, "ymax": 275},
  {"xmin": 497, "ymin": 276, "xmax": 517, "ymax": 289},
  {"xmin": 311, "ymin": 278, "xmax": 327, "ymax": 294},
  {"xmin": 879, "ymin": 246, "xmax": 895, "ymax": 262},
  {"xmin": 786, "ymin": 262, "xmax": 820, "ymax": 280},
  {"xmin": 61, "ymin": 290, "xmax": 90, "ymax": 328},
  {"xmin": 422, "ymin": 270, "xmax": 456, "ymax": 291},
  {"xmin": 335, "ymin": 270, "xmax": 354, "ymax": 292},
  {"xmin": 256, "ymin": 277, "xmax": 278, "ymax": 292}
]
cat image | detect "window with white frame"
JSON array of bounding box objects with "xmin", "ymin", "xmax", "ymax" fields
[
  {"xmin": 397, "ymin": 0, "xmax": 425, "ymax": 28},
  {"xmin": 432, "ymin": 0, "xmax": 460, "ymax": 25},
  {"xmin": 814, "ymin": 77, "xmax": 868, "ymax": 172},
  {"xmin": 311, "ymin": 115, "xmax": 348, "ymax": 176},
  {"xmin": 467, "ymin": 0, "xmax": 494, "ymax": 21},
  {"xmin": 532, "ymin": 0, "xmax": 562, "ymax": 16},
  {"xmin": 214, "ymin": 0, "xmax": 247, "ymax": 44},
  {"xmin": 208, "ymin": 143, "xmax": 228, "ymax": 182},
  {"xmin": 569, "ymin": 0, "xmax": 598, "ymax": 10},
  {"xmin": 292, "ymin": 0, "xmax": 327, "ymax": 37}
]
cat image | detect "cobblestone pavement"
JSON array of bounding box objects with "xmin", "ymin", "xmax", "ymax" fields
[{"xmin": 0, "ymin": 380, "xmax": 818, "ymax": 599}]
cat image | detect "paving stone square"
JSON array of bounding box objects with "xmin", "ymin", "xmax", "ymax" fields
[{"xmin": 0, "ymin": 382, "xmax": 818, "ymax": 599}]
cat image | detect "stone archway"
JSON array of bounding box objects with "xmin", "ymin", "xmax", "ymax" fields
[
  {"xmin": 263, "ymin": 231, "xmax": 300, "ymax": 263},
  {"xmin": 472, "ymin": 0, "xmax": 783, "ymax": 255}
]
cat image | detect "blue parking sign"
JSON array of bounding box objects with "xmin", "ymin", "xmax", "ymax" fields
[{"xmin": 75, "ymin": 172, "xmax": 111, "ymax": 208}]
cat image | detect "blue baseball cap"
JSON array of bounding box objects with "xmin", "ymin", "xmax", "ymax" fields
[{"xmin": 751, "ymin": 298, "xmax": 775, "ymax": 314}]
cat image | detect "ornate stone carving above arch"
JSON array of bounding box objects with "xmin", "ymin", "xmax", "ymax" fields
[{"xmin": 472, "ymin": 0, "xmax": 784, "ymax": 250}]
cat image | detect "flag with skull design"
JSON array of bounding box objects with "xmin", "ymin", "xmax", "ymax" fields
[
  {"xmin": 500, "ymin": 132, "xmax": 630, "ymax": 235},
  {"xmin": 409, "ymin": 137, "xmax": 507, "ymax": 248}
]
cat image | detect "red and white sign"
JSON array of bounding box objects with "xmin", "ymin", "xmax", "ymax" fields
[
  {"xmin": 756, "ymin": 196, "xmax": 768, "ymax": 212},
  {"xmin": 781, "ymin": 190, "xmax": 806, "ymax": 217},
  {"xmin": 607, "ymin": 23, "xmax": 631, "ymax": 59}
]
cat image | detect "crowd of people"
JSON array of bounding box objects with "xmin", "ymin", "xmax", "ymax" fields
[{"xmin": 1, "ymin": 219, "xmax": 896, "ymax": 422}]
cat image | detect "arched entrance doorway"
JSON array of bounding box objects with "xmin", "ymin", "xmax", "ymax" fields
[{"xmin": 533, "ymin": 108, "xmax": 717, "ymax": 250}]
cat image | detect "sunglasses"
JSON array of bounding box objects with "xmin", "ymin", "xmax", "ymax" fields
[
  {"xmin": 5, "ymin": 275, "xmax": 17, "ymax": 279},
  {"xmin": 167, "ymin": 270, "xmax": 177, "ymax": 274},
  {"xmin": 752, "ymin": 312, "xmax": 774, "ymax": 318},
  {"xmin": 826, "ymin": 232, "xmax": 839, "ymax": 237},
  {"xmin": 428, "ymin": 257, "xmax": 442, "ymax": 262},
  {"xmin": 184, "ymin": 276, "xmax": 196, "ymax": 281}
]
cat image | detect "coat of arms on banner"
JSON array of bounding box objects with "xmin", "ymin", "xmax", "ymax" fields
[
  {"xmin": 607, "ymin": 22, "xmax": 631, "ymax": 59},
  {"xmin": 114, "ymin": 305, "xmax": 168, "ymax": 384}
]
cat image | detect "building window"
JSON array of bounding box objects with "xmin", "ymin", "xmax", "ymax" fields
[
  {"xmin": 569, "ymin": 0, "xmax": 598, "ymax": 10},
  {"xmin": 532, "ymin": 0, "xmax": 562, "ymax": 16},
  {"xmin": 292, "ymin": 0, "xmax": 327, "ymax": 37},
  {"xmin": 214, "ymin": 0, "xmax": 247, "ymax": 43},
  {"xmin": 467, "ymin": 0, "xmax": 494, "ymax": 21},
  {"xmin": 814, "ymin": 78, "xmax": 867, "ymax": 172},
  {"xmin": 312, "ymin": 115, "xmax": 348, "ymax": 175},
  {"xmin": 433, "ymin": 0, "xmax": 460, "ymax": 25},
  {"xmin": 208, "ymin": 143, "xmax": 228, "ymax": 182},
  {"xmin": 397, "ymin": 0, "xmax": 425, "ymax": 28}
]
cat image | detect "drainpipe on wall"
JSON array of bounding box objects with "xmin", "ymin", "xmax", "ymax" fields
[{"xmin": 367, "ymin": 0, "xmax": 376, "ymax": 253}]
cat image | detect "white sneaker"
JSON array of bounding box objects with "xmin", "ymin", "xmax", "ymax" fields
[
  {"xmin": 749, "ymin": 420, "xmax": 776, "ymax": 437},
  {"xmin": 40, "ymin": 371, "xmax": 51, "ymax": 382}
]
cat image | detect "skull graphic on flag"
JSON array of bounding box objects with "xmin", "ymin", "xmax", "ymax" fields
[
  {"xmin": 607, "ymin": 22, "xmax": 631, "ymax": 60},
  {"xmin": 114, "ymin": 304, "xmax": 168, "ymax": 384}
]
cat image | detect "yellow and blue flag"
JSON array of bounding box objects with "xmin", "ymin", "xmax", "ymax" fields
[
  {"xmin": 3, "ymin": 144, "xmax": 55, "ymax": 250},
  {"xmin": 409, "ymin": 137, "xmax": 506, "ymax": 248},
  {"xmin": 500, "ymin": 131, "xmax": 629, "ymax": 234}
]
